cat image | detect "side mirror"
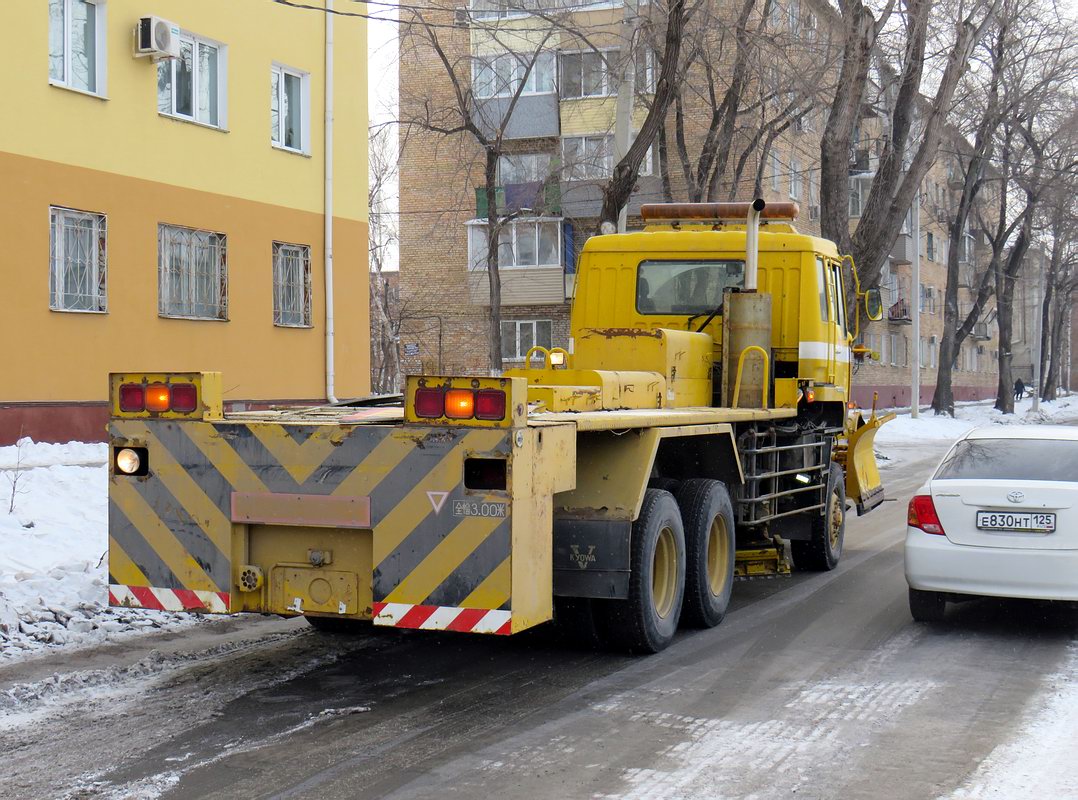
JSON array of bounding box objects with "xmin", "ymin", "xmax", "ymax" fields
[{"xmin": 864, "ymin": 288, "xmax": 884, "ymax": 321}]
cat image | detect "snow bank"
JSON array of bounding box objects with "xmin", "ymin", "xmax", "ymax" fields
[
  {"xmin": 0, "ymin": 439, "xmax": 196, "ymax": 660},
  {"xmin": 875, "ymin": 393, "xmax": 1078, "ymax": 451}
]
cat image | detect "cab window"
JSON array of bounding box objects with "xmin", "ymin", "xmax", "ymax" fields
[
  {"xmin": 829, "ymin": 262, "xmax": 847, "ymax": 333},
  {"xmin": 816, "ymin": 257, "xmax": 828, "ymax": 321},
  {"xmin": 636, "ymin": 260, "xmax": 745, "ymax": 315}
]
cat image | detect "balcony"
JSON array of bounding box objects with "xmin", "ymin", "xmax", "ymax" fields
[
  {"xmin": 475, "ymin": 182, "xmax": 561, "ymax": 217},
  {"xmin": 888, "ymin": 298, "xmax": 912, "ymax": 324}
]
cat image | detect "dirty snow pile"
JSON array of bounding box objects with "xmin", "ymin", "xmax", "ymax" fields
[
  {"xmin": 0, "ymin": 438, "xmax": 196, "ymax": 660},
  {"xmin": 875, "ymin": 393, "xmax": 1078, "ymax": 458}
]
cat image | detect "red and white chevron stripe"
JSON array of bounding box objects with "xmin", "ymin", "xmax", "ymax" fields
[
  {"xmin": 109, "ymin": 584, "xmax": 230, "ymax": 614},
  {"xmin": 372, "ymin": 602, "xmax": 511, "ymax": 635}
]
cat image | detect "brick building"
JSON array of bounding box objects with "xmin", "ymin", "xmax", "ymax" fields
[{"xmin": 397, "ymin": 0, "xmax": 1012, "ymax": 410}]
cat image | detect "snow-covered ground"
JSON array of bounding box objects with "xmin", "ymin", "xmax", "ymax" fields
[
  {"xmin": 874, "ymin": 393, "xmax": 1078, "ymax": 468},
  {"xmin": 0, "ymin": 439, "xmax": 198, "ymax": 661}
]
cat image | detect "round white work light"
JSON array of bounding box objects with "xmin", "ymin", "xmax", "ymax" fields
[{"xmin": 116, "ymin": 448, "xmax": 142, "ymax": 475}]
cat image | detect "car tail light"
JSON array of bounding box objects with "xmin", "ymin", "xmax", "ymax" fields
[
  {"xmin": 908, "ymin": 494, "xmax": 945, "ymax": 535},
  {"xmin": 119, "ymin": 384, "xmax": 145, "ymax": 412},
  {"xmin": 444, "ymin": 388, "xmax": 475, "ymax": 419},
  {"xmin": 144, "ymin": 384, "xmax": 171, "ymax": 413},
  {"xmin": 475, "ymin": 389, "xmax": 506, "ymax": 420},
  {"xmin": 170, "ymin": 383, "xmax": 198, "ymax": 413},
  {"xmin": 414, "ymin": 387, "xmax": 444, "ymax": 418}
]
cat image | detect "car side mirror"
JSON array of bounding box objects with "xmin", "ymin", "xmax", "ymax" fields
[{"xmin": 864, "ymin": 288, "xmax": 883, "ymax": 322}]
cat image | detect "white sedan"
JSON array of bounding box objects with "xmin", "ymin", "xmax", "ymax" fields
[{"xmin": 904, "ymin": 425, "xmax": 1078, "ymax": 622}]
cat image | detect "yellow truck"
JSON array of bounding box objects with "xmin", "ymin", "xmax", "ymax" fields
[{"xmin": 107, "ymin": 200, "xmax": 891, "ymax": 653}]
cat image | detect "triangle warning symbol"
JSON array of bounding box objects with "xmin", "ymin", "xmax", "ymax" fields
[{"xmin": 427, "ymin": 491, "xmax": 449, "ymax": 514}]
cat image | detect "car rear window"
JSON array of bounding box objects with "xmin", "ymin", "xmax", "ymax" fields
[{"xmin": 934, "ymin": 438, "xmax": 1078, "ymax": 482}]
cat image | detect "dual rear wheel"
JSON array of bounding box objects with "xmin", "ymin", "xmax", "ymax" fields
[{"xmin": 584, "ymin": 480, "xmax": 736, "ymax": 654}]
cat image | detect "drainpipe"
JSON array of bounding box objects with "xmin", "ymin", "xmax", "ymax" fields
[
  {"xmin": 324, "ymin": 0, "xmax": 338, "ymax": 403},
  {"xmin": 744, "ymin": 198, "xmax": 766, "ymax": 291}
]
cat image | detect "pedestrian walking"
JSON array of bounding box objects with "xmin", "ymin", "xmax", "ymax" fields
[{"xmin": 1014, "ymin": 378, "xmax": 1025, "ymax": 401}]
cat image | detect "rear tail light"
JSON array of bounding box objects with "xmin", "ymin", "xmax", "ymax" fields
[
  {"xmin": 444, "ymin": 389, "xmax": 476, "ymax": 419},
  {"xmin": 170, "ymin": 383, "xmax": 198, "ymax": 413},
  {"xmin": 144, "ymin": 383, "xmax": 171, "ymax": 413},
  {"xmin": 475, "ymin": 389, "xmax": 506, "ymax": 420},
  {"xmin": 414, "ymin": 387, "xmax": 444, "ymax": 418},
  {"xmin": 908, "ymin": 494, "xmax": 945, "ymax": 535},
  {"xmin": 119, "ymin": 384, "xmax": 145, "ymax": 412}
]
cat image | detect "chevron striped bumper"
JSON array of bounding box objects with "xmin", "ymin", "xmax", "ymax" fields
[{"xmin": 108, "ymin": 417, "xmax": 574, "ymax": 636}]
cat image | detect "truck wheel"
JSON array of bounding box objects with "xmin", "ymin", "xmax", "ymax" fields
[
  {"xmin": 909, "ymin": 588, "xmax": 946, "ymax": 622},
  {"xmin": 792, "ymin": 462, "xmax": 845, "ymax": 571},
  {"xmin": 594, "ymin": 489, "xmax": 686, "ymax": 654},
  {"xmin": 305, "ymin": 615, "xmax": 367, "ymax": 634},
  {"xmin": 676, "ymin": 479, "xmax": 736, "ymax": 628}
]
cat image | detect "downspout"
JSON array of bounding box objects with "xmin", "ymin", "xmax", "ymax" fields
[
  {"xmin": 744, "ymin": 197, "xmax": 766, "ymax": 291},
  {"xmin": 324, "ymin": 0, "xmax": 338, "ymax": 402}
]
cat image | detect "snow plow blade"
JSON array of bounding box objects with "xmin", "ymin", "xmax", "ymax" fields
[{"xmin": 844, "ymin": 411, "xmax": 894, "ymax": 515}]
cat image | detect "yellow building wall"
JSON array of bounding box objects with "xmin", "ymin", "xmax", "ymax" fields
[{"xmin": 0, "ymin": 0, "xmax": 369, "ymax": 405}]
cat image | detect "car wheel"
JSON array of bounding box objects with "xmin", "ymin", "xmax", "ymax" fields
[
  {"xmin": 675, "ymin": 479, "xmax": 736, "ymax": 629},
  {"xmin": 908, "ymin": 587, "xmax": 946, "ymax": 622},
  {"xmin": 593, "ymin": 489, "xmax": 686, "ymax": 653}
]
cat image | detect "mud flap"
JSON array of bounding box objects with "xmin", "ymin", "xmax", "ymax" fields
[{"xmin": 845, "ymin": 411, "xmax": 895, "ymax": 515}]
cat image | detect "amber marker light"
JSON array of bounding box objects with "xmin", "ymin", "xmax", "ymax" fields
[
  {"xmin": 444, "ymin": 388, "xmax": 476, "ymax": 419},
  {"xmin": 145, "ymin": 383, "xmax": 171, "ymax": 413}
]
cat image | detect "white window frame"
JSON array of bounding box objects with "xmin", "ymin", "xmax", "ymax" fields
[
  {"xmin": 272, "ymin": 242, "xmax": 313, "ymax": 327},
  {"xmin": 498, "ymin": 153, "xmax": 553, "ymax": 184},
  {"xmin": 474, "ymin": 51, "xmax": 555, "ymax": 100},
  {"xmin": 158, "ymin": 223, "xmax": 228, "ymax": 321},
  {"xmin": 48, "ymin": 0, "xmax": 107, "ymax": 97},
  {"xmin": 157, "ymin": 31, "xmax": 228, "ymax": 129},
  {"xmin": 789, "ymin": 158, "xmax": 802, "ymax": 200},
  {"xmin": 500, "ymin": 319, "xmax": 554, "ymax": 362},
  {"xmin": 558, "ymin": 48, "xmax": 619, "ymax": 99},
  {"xmin": 467, "ymin": 218, "xmax": 562, "ymax": 270},
  {"xmin": 560, "ymin": 133, "xmax": 653, "ymax": 180},
  {"xmin": 771, "ymin": 151, "xmax": 781, "ymax": 191},
  {"xmin": 271, "ymin": 63, "xmax": 311, "ymax": 154},
  {"xmin": 49, "ymin": 206, "xmax": 107, "ymax": 313},
  {"xmin": 849, "ymin": 177, "xmax": 863, "ymax": 217}
]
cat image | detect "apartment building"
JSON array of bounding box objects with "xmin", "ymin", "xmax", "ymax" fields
[
  {"xmin": 397, "ymin": 0, "xmax": 1004, "ymax": 409},
  {"xmin": 398, "ymin": 0, "xmax": 834, "ymax": 375},
  {"xmin": 0, "ymin": 1, "xmax": 368, "ymax": 444}
]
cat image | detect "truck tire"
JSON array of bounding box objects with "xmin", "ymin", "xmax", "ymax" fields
[
  {"xmin": 908, "ymin": 587, "xmax": 946, "ymax": 622},
  {"xmin": 792, "ymin": 462, "xmax": 845, "ymax": 571},
  {"xmin": 593, "ymin": 489, "xmax": 686, "ymax": 653},
  {"xmin": 675, "ymin": 479, "xmax": 736, "ymax": 628},
  {"xmin": 304, "ymin": 615, "xmax": 367, "ymax": 634},
  {"xmin": 649, "ymin": 477, "xmax": 682, "ymax": 494}
]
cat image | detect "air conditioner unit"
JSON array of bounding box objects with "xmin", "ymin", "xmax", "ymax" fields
[
  {"xmin": 930, "ymin": 335, "xmax": 937, "ymax": 344},
  {"xmin": 454, "ymin": 8, "xmax": 471, "ymax": 26},
  {"xmin": 134, "ymin": 16, "xmax": 181, "ymax": 60},
  {"xmin": 977, "ymin": 345, "xmax": 986, "ymax": 355},
  {"xmin": 973, "ymin": 321, "xmax": 990, "ymax": 340}
]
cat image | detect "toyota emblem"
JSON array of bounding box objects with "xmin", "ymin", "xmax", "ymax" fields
[{"xmin": 1007, "ymin": 491, "xmax": 1025, "ymax": 504}]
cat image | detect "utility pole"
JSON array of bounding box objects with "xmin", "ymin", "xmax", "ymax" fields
[
  {"xmin": 1032, "ymin": 247, "xmax": 1045, "ymax": 412},
  {"xmin": 911, "ymin": 196, "xmax": 921, "ymax": 418},
  {"xmin": 612, "ymin": 0, "xmax": 640, "ymax": 233}
]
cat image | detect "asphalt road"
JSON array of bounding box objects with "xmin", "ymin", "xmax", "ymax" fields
[{"xmin": 2, "ymin": 440, "xmax": 1076, "ymax": 800}]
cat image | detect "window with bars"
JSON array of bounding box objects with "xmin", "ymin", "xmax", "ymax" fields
[
  {"xmin": 158, "ymin": 224, "xmax": 228, "ymax": 320},
  {"xmin": 49, "ymin": 0, "xmax": 105, "ymax": 94},
  {"xmin": 271, "ymin": 64, "xmax": 309, "ymax": 152},
  {"xmin": 157, "ymin": 33, "xmax": 224, "ymax": 127},
  {"xmin": 500, "ymin": 319, "xmax": 552, "ymax": 362},
  {"xmin": 50, "ymin": 207, "xmax": 107, "ymax": 312},
  {"xmin": 272, "ymin": 242, "xmax": 312, "ymax": 327}
]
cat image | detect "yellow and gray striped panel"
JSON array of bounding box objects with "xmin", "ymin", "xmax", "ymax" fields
[{"xmin": 108, "ymin": 420, "xmax": 513, "ymax": 619}]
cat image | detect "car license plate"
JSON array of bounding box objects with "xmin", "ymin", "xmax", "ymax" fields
[{"xmin": 976, "ymin": 511, "xmax": 1056, "ymax": 533}]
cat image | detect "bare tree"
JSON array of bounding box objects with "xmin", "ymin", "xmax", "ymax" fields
[
  {"xmin": 931, "ymin": 0, "xmax": 1074, "ymax": 414},
  {"xmin": 370, "ymin": 124, "xmax": 402, "ymax": 393},
  {"xmin": 819, "ymin": 0, "xmax": 997, "ymax": 296},
  {"xmin": 398, "ymin": 2, "xmax": 562, "ymax": 371}
]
